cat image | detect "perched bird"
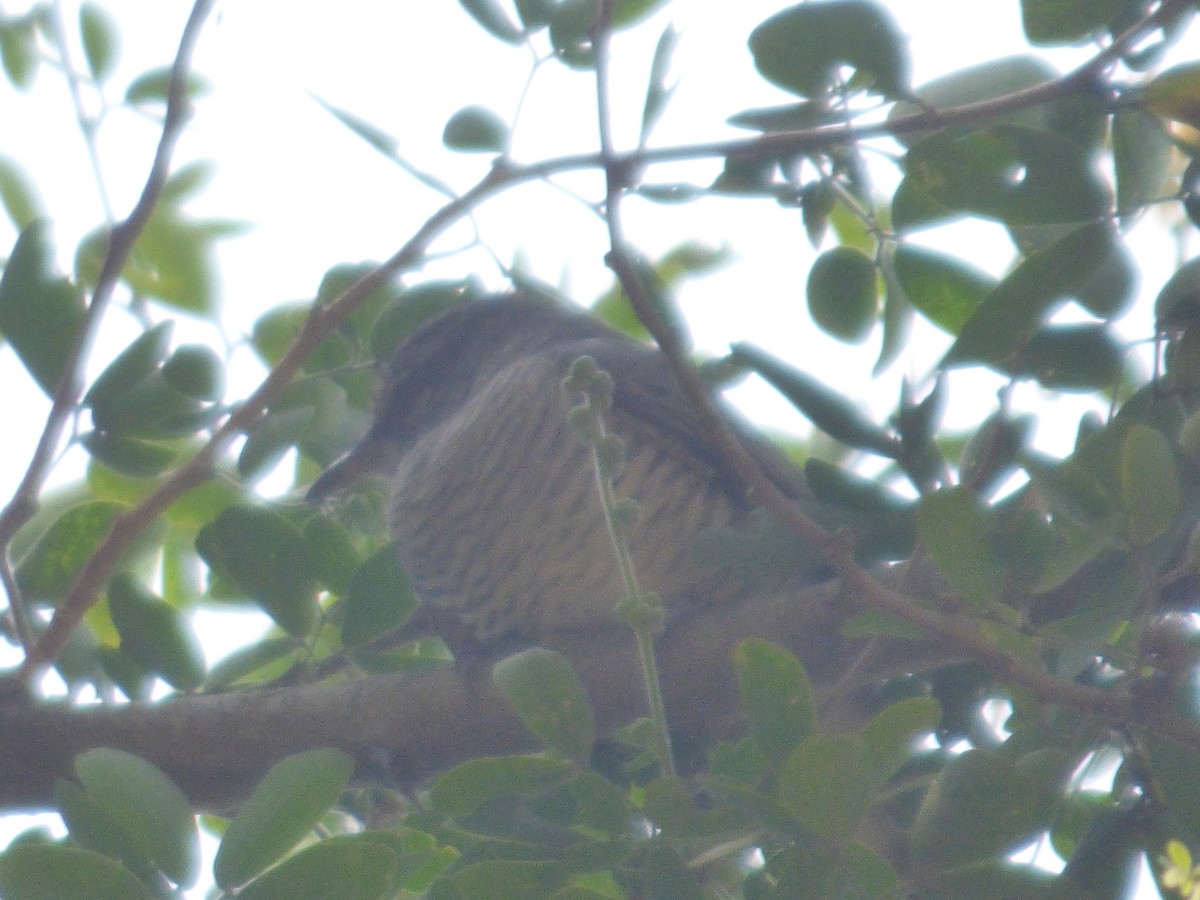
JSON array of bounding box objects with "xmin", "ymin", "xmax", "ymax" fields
[{"xmin": 308, "ymin": 293, "xmax": 814, "ymax": 658}]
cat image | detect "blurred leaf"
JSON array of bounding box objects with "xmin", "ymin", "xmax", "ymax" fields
[
  {"xmin": 1022, "ymin": 451, "xmax": 1113, "ymax": 526},
  {"xmin": 80, "ymin": 3, "xmax": 120, "ymax": 83},
  {"xmin": 892, "ymin": 244, "xmax": 995, "ymax": 335},
  {"xmin": 236, "ymin": 836, "xmax": 399, "ymax": 900},
  {"xmin": 439, "ymin": 860, "xmax": 569, "ymax": 900},
  {"xmin": 776, "ymin": 734, "xmax": 881, "ymax": 843},
  {"xmin": 807, "ymin": 245, "xmax": 878, "ymax": 343},
  {"xmin": 916, "ymin": 486, "xmax": 1006, "ymax": 607},
  {"xmin": 735, "ymin": 639, "xmax": 814, "ymax": 766},
  {"xmin": 1018, "ymin": 324, "xmax": 1122, "ymax": 392},
  {"xmin": 894, "ymin": 125, "xmax": 1110, "ymax": 231},
  {"xmin": 457, "ymin": 0, "xmax": 524, "ymax": 44},
  {"xmin": 731, "ymin": 343, "xmax": 896, "ymax": 455},
  {"xmin": 107, "ymin": 573, "xmax": 205, "ymax": 691},
  {"xmin": 1139, "ymin": 62, "xmax": 1200, "ymax": 129},
  {"xmin": 0, "ymin": 845, "xmax": 155, "ymax": 900},
  {"xmin": 0, "ymin": 16, "xmax": 37, "ymax": 89},
  {"xmin": 430, "ymin": 755, "xmax": 574, "ymax": 818},
  {"xmin": 1155, "ymin": 256, "xmax": 1200, "ymax": 330},
  {"xmin": 161, "ymin": 344, "xmax": 223, "ymax": 401},
  {"xmin": 494, "ymin": 648, "xmax": 596, "ymax": 763},
  {"xmin": 748, "ymin": 0, "xmax": 910, "ymax": 99},
  {"xmin": 213, "ymin": 749, "xmax": 354, "ymax": 890},
  {"xmin": 84, "ymin": 322, "xmax": 173, "ymax": 409},
  {"xmin": 548, "ymin": 0, "xmax": 598, "ymax": 68},
  {"xmin": 124, "ymin": 66, "xmax": 211, "ymax": 105},
  {"xmin": 1112, "ymin": 106, "xmax": 1175, "ymax": 224},
  {"xmin": 1020, "ymin": 0, "xmax": 1124, "ymax": 45},
  {"xmin": 339, "ymin": 543, "xmax": 417, "ymax": 646},
  {"xmin": 0, "ymin": 221, "xmax": 86, "ymax": 394},
  {"xmin": 0, "ymin": 155, "xmax": 45, "ymax": 229},
  {"xmin": 81, "ymin": 431, "xmax": 176, "ymax": 477},
  {"xmin": 73, "ymin": 748, "xmax": 199, "ymax": 887},
  {"xmin": 639, "ymin": 25, "xmax": 678, "ymax": 144},
  {"xmin": 443, "ymin": 105, "xmax": 509, "ymax": 153},
  {"xmin": 195, "ymin": 505, "xmax": 318, "ymax": 636},
  {"xmin": 863, "ymin": 697, "xmax": 940, "ymax": 779},
  {"xmin": 16, "ymin": 500, "xmax": 124, "ymax": 603},
  {"xmin": 1120, "ymin": 424, "xmax": 1179, "ymax": 544},
  {"xmin": 944, "ymin": 223, "xmax": 1116, "ymax": 370}
]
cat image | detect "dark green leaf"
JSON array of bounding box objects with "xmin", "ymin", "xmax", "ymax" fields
[
  {"xmin": 1021, "ymin": 0, "xmax": 1125, "ymax": 46},
  {"xmin": 73, "ymin": 748, "xmax": 199, "ymax": 887},
  {"xmin": 0, "ymin": 844, "xmax": 156, "ymax": 900},
  {"xmin": 862, "ymin": 697, "xmax": 940, "ymax": 779},
  {"xmin": 213, "ymin": 749, "xmax": 354, "ymax": 890},
  {"xmin": 439, "ymin": 860, "xmax": 569, "ymax": 900},
  {"xmin": 548, "ymin": 0, "xmax": 598, "ymax": 68},
  {"xmin": 81, "ymin": 432, "xmax": 176, "ymax": 478},
  {"xmin": 748, "ymin": 0, "xmax": 910, "ymax": 99},
  {"xmin": 639, "ymin": 25, "xmax": 678, "ymax": 145},
  {"xmin": 161, "ymin": 344, "xmax": 223, "ymax": 401},
  {"xmin": 494, "ymin": 648, "xmax": 595, "ymax": 762},
  {"xmin": 107, "ymin": 573, "xmax": 205, "ymax": 691},
  {"xmin": 892, "ymin": 244, "xmax": 995, "ymax": 335},
  {"xmin": 339, "ymin": 543, "xmax": 417, "ymax": 646},
  {"xmin": 236, "ymin": 836, "xmax": 398, "ymax": 900},
  {"xmin": 84, "ymin": 322, "xmax": 173, "ymax": 409},
  {"xmin": 16, "ymin": 500, "xmax": 124, "ymax": 603},
  {"xmin": 79, "ymin": 2, "xmax": 119, "ymax": 83},
  {"xmin": 895, "ymin": 125, "xmax": 1110, "ymax": 231},
  {"xmin": 731, "ymin": 343, "xmax": 897, "ymax": 455},
  {"xmin": 916, "ymin": 486, "xmax": 1005, "ymax": 607},
  {"xmin": 430, "ymin": 755, "xmax": 574, "ymax": 818},
  {"xmin": 0, "ymin": 221, "xmax": 86, "ymax": 394},
  {"xmin": 1120, "ymin": 424, "xmax": 1179, "ymax": 544},
  {"xmin": 1022, "ymin": 451, "xmax": 1113, "ymax": 525},
  {"xmin": 944, "ymin": 223, "xmax": 1117, "ymax": 369},
  {"xmin": 1156, "ymin": 256, "xmax": 1200, "ymax": 330},
  {"xmin": 1112, "ymin": 106, "xmax": 1175, "ymax": 224},
  {"xmin": 776, "ymin": 734, "xmax": 881, "ymax": 843},
  {"xmin": 1019, "ymin": 324, "xmax": 1122, "ymax": 392},
  {"xmin": 735, "ymin": 639, "xmax": 814, "ymax": 765},
  {"xmin": 195, "ymin": 505, "xmax": 318, "ymax": 636},
  {"xmin": 443, "ymin": 105, "xmax": 509, "ymax": 152},
  {"xmin": 807, "ymin": 245, "xmax": 878, "ymax": 343}
]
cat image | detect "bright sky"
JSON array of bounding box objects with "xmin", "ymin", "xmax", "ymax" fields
[{"xmin": 0, "ymin": 2, "xmax": 1195, "ymax": 896}]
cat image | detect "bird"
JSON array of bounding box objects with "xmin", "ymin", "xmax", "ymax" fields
[{"xmin": 308, "ymin": 292, "xmax": 817, "ymax": 659}]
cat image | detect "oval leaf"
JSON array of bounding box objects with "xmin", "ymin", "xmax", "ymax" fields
[
  {"xmin": 807, "ymin": 245, "xmax": 878, "ymax": 343},
  {"xmin": 493, "ymin": 648, "xmax": 595, "ymax": 762}
]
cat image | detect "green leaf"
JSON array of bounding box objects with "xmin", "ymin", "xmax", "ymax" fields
[
  {"xmin": 443, "ymin": 105, "xmax": 509, "ymax": 152},
  {"xmin": 892, "ymin": 244, "xmax": 995, "ymax": 335},
  {"xmin": 0, "ymin": 844, "xmax": 156, "ymax": 900},
  {"xmin": 107, "ymin": 573, "xmax": 205, "ymax": 691},
  {"xmin": 894, "ymin": 125, "xmax": 1110, "ymax": 231},
  {"xmin": 748, "ymin": 0, "xmax": 910, "ymax": 99},
  {"xmin": 807, "ymin": 245, "xmax": 878, "ymax": 343},
  {"xmin": 493, "ymin": 648, "xmax": 596, "ymax": 762},
  {"xmin": 430, "ymin": 755, "xmax": 574, "ymax": 818},
  {"xmin": 1022, "ymin": 451, "xmax": 1113, "ymax": 525},
  {"xmin": 1112, "ymin": 106, "xmax": 1175, "ymax": 223},
  {"xmin": 1021, "ymin": 0, "xmax": 1125, "ymax": 46},
  {"xmin": 16, "ymin": 500, "xmax": 124, "ymax": 603},
  {"xmin": 730, "ymin": 343, "xmax": 896, "ymax": 455},
  {"xmin": 79, "ymin": 2, "xmax": 120, "ymax": 83},
  {"xmin": 81, "ymin": 432, "xmax": 176, "ymax": 478},
  {"xmin": 916, "ymin": 486, "xmax": 1006, "ymax": 607},
  {"xmin": 84, "ymin": 322, "xmax": 173, "ymax": 408},
  {"xmin": 861, "ymin": 696, "xmax": 940, "ymax": 779},
  {"xmin": 1120, "ymin": 424, "xmax": 1179, "ymax": 544},
  {"xmin": 213, "ymin": 749, "xmax": 354, "ymax": 890},
  {"xmin": 161, "ymin": 344, "xmax": 223, "ymax": 401},
  {"xmin": 1018, "ymin": 324, "xmax": 1122, "ymax": 392},
  {"xmin": 236, "ymin": 836, "xmax": 399, "ymax": 900},
  {"xmin": 639, "ymin": 25, "xmax": 678, "ymax": 144},
  {"xmin": 0, "ymin": 17, "xmax": 38, "ymax": 89},
  {"xmin": 457, "ymin": 0, "xmax": 525, "ymax": 44},
  {"xmin": 0, "ymin": 155, "xmax": 45, "ymax": 229},
  {"xmin": 73, "ymin": 748, "xmax": 200, "ymax": 886},
  {"xmin": 776, "ymin": 734, "xmax": 881, "ymax": 843},
  {"xmin": 339, "ymin": 543, "xmax": 417, "ymax": 646},
  {"xmin": 195, "ymin": 505, "xmax": 319, "ymax": 636},
  {"xmin": 124, "ymin": 209, "xmax": 220, "ymax": 313},
  {"xmin": 124, "ymin": 66, "xmax": 211, "ymax": 105},
  {"xmin": 943, "ymin": 223, "xmax": 1118, "ymax": 370},
  {"xmin": 735, "ymin": 639, "xmax": 814, "ymax": 765},
  {"xmin": 909, "ymin": 748, "xmax": 1048, "ymax": 870},
  {"xmin": 1156, "ymin": 256, "xmax": 1200, "ymax": 330},
  {"xmin": 0, "ymin": 221, "xmax": 86, "ymax": 394},
  {"xmin": 439, "ymin": 860, "xmax": 569, "ymax": 900}
]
